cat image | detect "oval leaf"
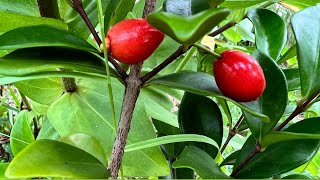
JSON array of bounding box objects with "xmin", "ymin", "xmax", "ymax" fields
[
  {"xmin": 248, "ymin": 8, "xmax": 287, "ymax": 60},
  {"xmin": 234, "ymin": 117, "xmax": 320, "ymax": 178},
  {"xmin": 5, "ymin": 140, "xmax": 110, "ymax": 179},
  {"xmin": 292, "ymin": 4, "xmax": 320, "ymax": 99},
  {"xmin": 10, "ymin": 110, "xmax": 35, "ymax": 156},
  {"xmin": 242, "ymin": 51, "xmax": 288, "ymax": 140},
  {"xmin": 0, "ymin": 25, "xmax": 98, "ymax": 53},
  {"xmin": 172, "ymin": 146, "xmax": 230, "ymax": 179},
  {"xmin": 179, "ymin": 92, "xmax": 223, "ymax": 157},
  {"xmin": 283, "ymin": 68, "xmax": 300, "ymax": 91},
  {"xmin": 147, "ymin": 8, "xmax": 230, "ymax": 45}
]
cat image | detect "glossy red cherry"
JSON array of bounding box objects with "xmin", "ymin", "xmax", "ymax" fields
[
  {"xmin": 106, "ymin": 18, "xmax": 164, "ymax": 64},
  {"xmin": 213, "ymin": 50, "xmax": 266, "ymax": 102}
]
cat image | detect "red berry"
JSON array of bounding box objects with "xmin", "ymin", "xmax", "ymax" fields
[
  {"xmin": 213, "ymin": 50, "xmax": 266, "ymax": 102},
  {"xmin": 106, "ymin": 18, "xmax": 164, "ymax": 64}
]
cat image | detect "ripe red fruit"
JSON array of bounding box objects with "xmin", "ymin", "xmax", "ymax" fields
[
  {"xmin": 106, "ymin": 18, "xmax": 164, "ymax": 64},
  {"xmin": 213, "ymin": 50, "xmax": 266, "ymax": 102}
]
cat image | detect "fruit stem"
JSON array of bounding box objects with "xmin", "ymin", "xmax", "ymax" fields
[
  {"xmin": 142, "ymin": 46, "xmax": 189, "ymax": 83},
  {"xmin": 193, "ymin": 43, "xmax": 222, "ymax": 59}
]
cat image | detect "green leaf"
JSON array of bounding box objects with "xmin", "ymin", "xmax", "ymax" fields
[
  {"xmin": 220, "ymin": 150, "xmax": 241, "ymax": 166},
  {"xmin": 47, "ymin": 79, "xmax": 169, "ymax": 176},
  {"xmin": 125, "ymin": 134, "xmax": 219, "ymax": 152},
  {"xmin": 179, "ymin": 92, "xmax": 223, "ymax": 158},
  {"xmin": 147, "ymin": 71, "xmax": 269, "ymax": 121},
  {"xmin": 10, "ymin": 110, "xmax": 35, "ymax": 156},
  {"xmin": 147, "ymin": 8, "xmax": 230, "ymax": 45},
  {"xmin": 0, "ymin": 11, "xmax": 67, "ymax": 34},
  {"xmin": 0, "ymin": 0, "xmax": 39, "ymax": 17},
  {"xmin": 163, "ymin": 0, "xmax": 210, "ymax": 16},
  {"xmin": 172, "ymin": 146, "xmax": 230, "ymax": 179},
  {"xmin": 283, "ymin": 68, "xmax": 300, "ymax": 91},
  {"xmin": 103, "ymin": 0, "xmax": 120, "ymax": 27},
  {"xmin": 242, "ymin": 51, "xmax": 288, "ymax": 140},
  {"xmin": 221, "ymin": 0, "xmax": 267, "ymax": 9},
  {"xmin": 0, "ymin": 163, "xmax": 9, "ymax": 179},
  {"xmin": 5, "ymin": 140, "xmax": 110, "ymax": 179},
  {"xmin": 282, "ymin": 0, "xmax": 319, "ymax": 9},
  {"xmin": 14, "ymin": 78, "xmax": 64, "ymax": 105},
  {"xmin": 248, "ymin": 8, "xmax": 287, "ymax": 60},
  {"xmin": 234, "ymin": 117, "xmax": 320, "ymax": 178},
  {"xmin": 0, "ymin": 25, "xmax": 98, "ymax": 53},
  {"xmin": 0, "ymin": 47, "xmax": 115, "ymax": 77},
  {"xmin": 109, "ymin": 0, "xmax": 135, "ymax": 25},
  {"xmin": 292, "ymin": 4, "xmax": 320, "ymax": 99},
  {"xmin": 261, "ymin": 131, "xmax": 320, "ymax": 149},
  {"xmin": 60, "ymin": 133, "xmax": 107, "ymax": 166},
  {"xmin": 282, "ymin": 173, "xmax": 313, "ymax": 179}
]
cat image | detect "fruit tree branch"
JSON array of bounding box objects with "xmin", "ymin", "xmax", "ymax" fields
[
  {"xmin": 108, "ymin": 0, "xmax": 157, "ymax": 178},
  {"xmin": 142, "ymin": 46, "xmax": 188, "ymax": 83},
  {"xmin": 220, "ymin": 115, "xmax": 244, "ymax": 153},
  {"xmin": 37, "ymin": 0, "xmax": 58, "ymax": 18},
  {"xmin": 208, "ymin": 21, "xmax": 236, "ymax": 37}
]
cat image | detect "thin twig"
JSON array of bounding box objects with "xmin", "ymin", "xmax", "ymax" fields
[
  {"xmin": 108, "ymin": 54, "xmax": 128, "ymax": 79},
  {"xmin": 231, "ymin": 142, "xmax": 261, "ymax": 177},
  {"xmin": 142, "ymin": 46, "xmax": 188, "ymax": 83},
  {"xmin": 20, "ymin": 93, "xmax": 39, "ymax": 138},
  {"xmin": 275, "ymin": 89, "xmax": 320, "ymax": 131},
  {"xmin": 37, "ymin": 0, "xmax": 57, "ymax": 18},
  {"xmin": 221, "ymin": 115, "xmax": 244, "ymax": 153},
  {"xmin": 208, "ymin": 22, "xmax": 236, "ymax": 37}
]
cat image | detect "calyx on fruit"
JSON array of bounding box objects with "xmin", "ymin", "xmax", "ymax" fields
[
  {"xmin": 105, "ymin": 18, "xmax": 164, "ymax": 64},
  {"xmin": 213, "ymin": 50, "xmax": 266, "ymax": 102}
]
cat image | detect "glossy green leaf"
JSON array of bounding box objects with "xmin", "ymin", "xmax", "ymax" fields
[
  {"xmin": 248, "ymin": 8, "xmax": 287, "ymax": 60},
  {"xmin": 220, "ymin": 150, "xmax": 241, "ymax": 166},
  {"xmin": 103, "ymin": 0, "xmax": 120, "ymax": 27},
  {"xmin": 125, "ymin": 134, "xmax": 219, "ymax": 152},
  {"xmin": 0, "ymin": 47, "xmax": 114, "ymax": 77},
  {"xmin": 0, "ymin": 163, "xmax": 9, "ymax": 179},
  {"xmin": 5, "ymin": 140, "xmax": 110, "ymax": 179},
  {"xmin": 147, "ymin": 8, "xmax": 230, "ymax": 45},
  {"xmin": 243, "ymin": 51, "xmax": 288, "ymax": 140},
  {"xmin": 0, "ymin": 11, "xmax": 67, "ymax": 34},
  {"xmin": 172, "ymin": 146, "xmax": 230, "ymax": 179},
  {"xmin": 14, "ymin": 78, "xmax": 64, "ymax": 105},
  {"xmin": 292, "ymin": 4, "xmax": 320, "ymax": 99},
  {"xmin": 60, "ymin": 133, "xmax": 107, "ymax": 166},
  {"xmin": 283, "ymin": 68, "xmax": 300, "ymax": 91},
  {"xmin": 282, "ymin": 173, "xmax": 313, "ymax": 179},
  {"xmin": 179, "ymin": 92, "xmax": 223, "ymax": 157},
  {"xmin": 47, "ymin": 79, "xmax": 169, "ymax": 176},
  {"xmin": 147, "ymin": 71, "xmax": 269, "ymax": 121},
  {"xmin": 163, "ymin": 0, "xmax": 210, "ymax": 16},
  {"xmin": 0, "ymin": 0, "xmax": 39, "ymax": 17},
  {"xmin": 0, "ymin": 25, "xmax": 98, "ymax": 53},
  {"xmin": 61, "ymin": 0, "xmax": 110, "ymax": 40},
  {"xmin": 10, "ymin": 110, "xmax": 35, "ymax": 156},
  {"xmin": 261, "ymin": 131, "xmax": 320, "ymax": 148},
  {"xmin": 278, "ymin": 44, "xmax": 297, "ymax": 64},
  {"xmin": 234, "ymin": 117, "xmax": 320, "ymax": 178},
  {"xmin": 109, "ymin": 0, "xmax": 135, "ymax": 25}
]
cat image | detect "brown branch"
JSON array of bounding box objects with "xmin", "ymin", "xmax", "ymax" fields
[
  {"xmin": 70, "ymin": 0, "xmax": 102, "ymax": 45},
  {"xmin": 108, "ymin": 0, "xmax": 157, "ymax": 178},
  {"xmin": 220, "ymin": 115, "xmax": 244, "ymax": 153},
  {"xmin": 108, "ymin": 54, "xmax": 128, "ymax": 80},
  {"xmin": 62, "ymin": 77, "xmax": 78, "ymax": 92},
  {"xmin": 275, "ymin": 89, "xmax": 320, "ymax": 131},
  {"xmin": 231, "ymin": 142, "xmax": 261, "ymax": 177},
  {"xmin": 208, "ymin": 22, "xmax": 236, "ymax": 37},
  {"xmin": 37, "ymin": 0, "xmax": 57, "ymax": 18},
  {"xmin": 141, "ymin": 46, "xmax": 188, "ymax": 83}
]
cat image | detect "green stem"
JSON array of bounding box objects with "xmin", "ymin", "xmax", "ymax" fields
[
  {"xmin": 97, "ymin": 0, "xmax": 121, "ymax": 177},
  {"xmin": 20, "ymin": 93, "xmax": 31, "ymax": 111},
  {"xmin": 193, "ymin": 43, "xmax": 221, "ymax": 59},
  {"xmin": 174, "ymin": 47, "xmax": 196, "ymax": 73}
]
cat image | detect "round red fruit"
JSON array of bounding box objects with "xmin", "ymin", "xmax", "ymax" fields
[
  {"xmin": 213, "ymin": 50, "xmax": 266, "ymax": 102},
  {"xmin": 106, "ymin": 18, "xmax": 164, "ymax": 64}
]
